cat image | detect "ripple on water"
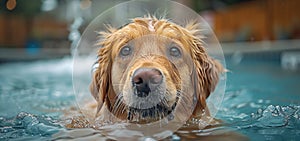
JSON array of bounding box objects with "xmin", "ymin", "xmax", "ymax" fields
[{"xmin": 0, "ymin": 112, "xmax": 62, "ymax": 140}]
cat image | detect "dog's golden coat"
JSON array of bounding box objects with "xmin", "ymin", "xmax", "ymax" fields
[{"xmin": 90, "ymin": 16, "xmax": 224, "ymax": 123}]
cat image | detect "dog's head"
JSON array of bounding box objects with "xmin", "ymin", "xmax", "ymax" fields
[{"xmin": 90, "ymin": 17, "xmax": 223, "ymax": 123}]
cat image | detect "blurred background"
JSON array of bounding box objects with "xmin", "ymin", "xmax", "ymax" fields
[{"xmin": 0, "ymin": 0, "xmax": 299, "ymax": 64}]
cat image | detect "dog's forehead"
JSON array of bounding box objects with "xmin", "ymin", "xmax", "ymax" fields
[
  {"xmin": 108, "ymin": 18, "xmax": 198, "ymax": 57},
  {"xmin": 125, "ymin": 18, "xmax": 183, "ymax": 36},
  {"xmin": 138, "ymin": 36, "xmax": 168, "ymax": 53},
  {"xmin": 120, "ymin": 19, "xmax": 185, "ymax": 44}
]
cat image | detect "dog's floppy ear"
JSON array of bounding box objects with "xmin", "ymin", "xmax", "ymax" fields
[
  {"xmin": 89, "ymin": 40, "xmax": 112, "ymax": 117},
  {"xmin": 186, "ymin": 23, "xmax": 224, "ymax": 117},
  {"xmin": 192, "ymin": 46, "xmax": 224, "ymax": 117}
]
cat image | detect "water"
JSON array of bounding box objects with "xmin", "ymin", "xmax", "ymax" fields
[{"xmin": 0, "ymin": 57, "xmax": 300, "ymax": 140}]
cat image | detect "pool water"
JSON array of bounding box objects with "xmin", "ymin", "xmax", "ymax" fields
[{"xmin": 0, "ymin": 56, "xmax": 299, "ymax": 140}]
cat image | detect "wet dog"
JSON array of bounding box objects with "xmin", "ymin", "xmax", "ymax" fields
[{"xmin": 90, "ymin": 16, "xmax": 224, "ymax": 124}]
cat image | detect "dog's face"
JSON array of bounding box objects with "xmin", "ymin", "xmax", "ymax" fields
[
  {"xmin": 111, "ymin": 35, "xmax": 190, "ymax": 122},
  {"xmin": 90, "ymin": 17, "xmax": 223, "ymax": 123}
]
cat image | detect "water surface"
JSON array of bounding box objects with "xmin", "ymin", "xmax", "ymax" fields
[{"xmin": 0, "ymin": 57, "xmax": 299, "ymax": 140}]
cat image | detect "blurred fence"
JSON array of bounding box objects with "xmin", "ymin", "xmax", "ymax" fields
[
  {"xmin": 212, "ymin": 0, "xmax": 300, "ymax": 42},
  {"xmin": 1, "ymin": 0, "xmax": 300, "ymax": 48},
  {"xmin": 0, "ymin": 15, "xmax": 69, "ymax": 48}
]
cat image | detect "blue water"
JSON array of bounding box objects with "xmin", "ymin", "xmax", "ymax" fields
[{"xmin": 0, "ymin": 57, "xmax": 299, "ymax": 140}]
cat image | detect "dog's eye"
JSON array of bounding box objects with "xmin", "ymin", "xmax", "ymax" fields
[
  {"xmin": 120, "ymin": 46, "xmax": 132, "ymax": 56},
  {"xmin": 169, "ymin": 47, "xmax": 181, "ymax": 57}
]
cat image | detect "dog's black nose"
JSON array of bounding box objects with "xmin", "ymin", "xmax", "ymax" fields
[{"xmin": 132, "ymin": 68, "xmax": 163, "ymax": 97}]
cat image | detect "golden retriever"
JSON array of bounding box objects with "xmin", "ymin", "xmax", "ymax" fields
[{"xmin": 90, "ymin": 16, "xmax": 224, "ymax": 124}]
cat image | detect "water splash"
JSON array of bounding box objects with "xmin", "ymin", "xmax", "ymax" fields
[
  {"xmin": 252, "ymin": 105, "xmax": 300, "ymax": 128},
  {"xmin": 0, "ymin": 112, "xmax": 62, "ymax": 140},
  {"xmin": 225, "ymin": 105, "xmax": 300, "ymax": 140},
  {"xmin": 69, "ymin": 17, "xmax": 83, "ymax": 56}
]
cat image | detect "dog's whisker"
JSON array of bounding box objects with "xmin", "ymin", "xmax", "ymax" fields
[
  {"xmin": 112, "ymin": 93, "xmax": 125, "ymax": 116},
  {"xmin": 111, "ymin": 99, "xmax": 119, "ymax": 114},
  {"xmin": 112, "ymin": 83, "xmax": 125, "ymax": 85},
  {"xmin": 161, "ymin": 96, "xmax": 169, "ymax": 107}
]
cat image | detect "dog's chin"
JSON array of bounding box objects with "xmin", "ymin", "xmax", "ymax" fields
[
  {"xmin": 127, "ymin": 102, "xmax": 177, "ymax": 123},
  {"xmin": 123, "ymin": 91, "xmax": 179, "ymax": 123}
]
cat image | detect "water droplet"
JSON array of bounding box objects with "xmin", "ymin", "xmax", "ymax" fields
[
  {"xmin": 144, "ymin": 137, "xmax": 156, "ymax": 141},
  {"xmin": 258, "ymin": 99, "xmax": 263, "ymax": 103},
  {"xmin": 172, "ymin": 134, "xmax": 181, "ymax": 140}
]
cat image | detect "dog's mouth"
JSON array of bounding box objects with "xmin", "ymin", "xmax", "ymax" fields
[{"xmin": 127, "ymin": 92, "xmax": 179, "ymax": 123}]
